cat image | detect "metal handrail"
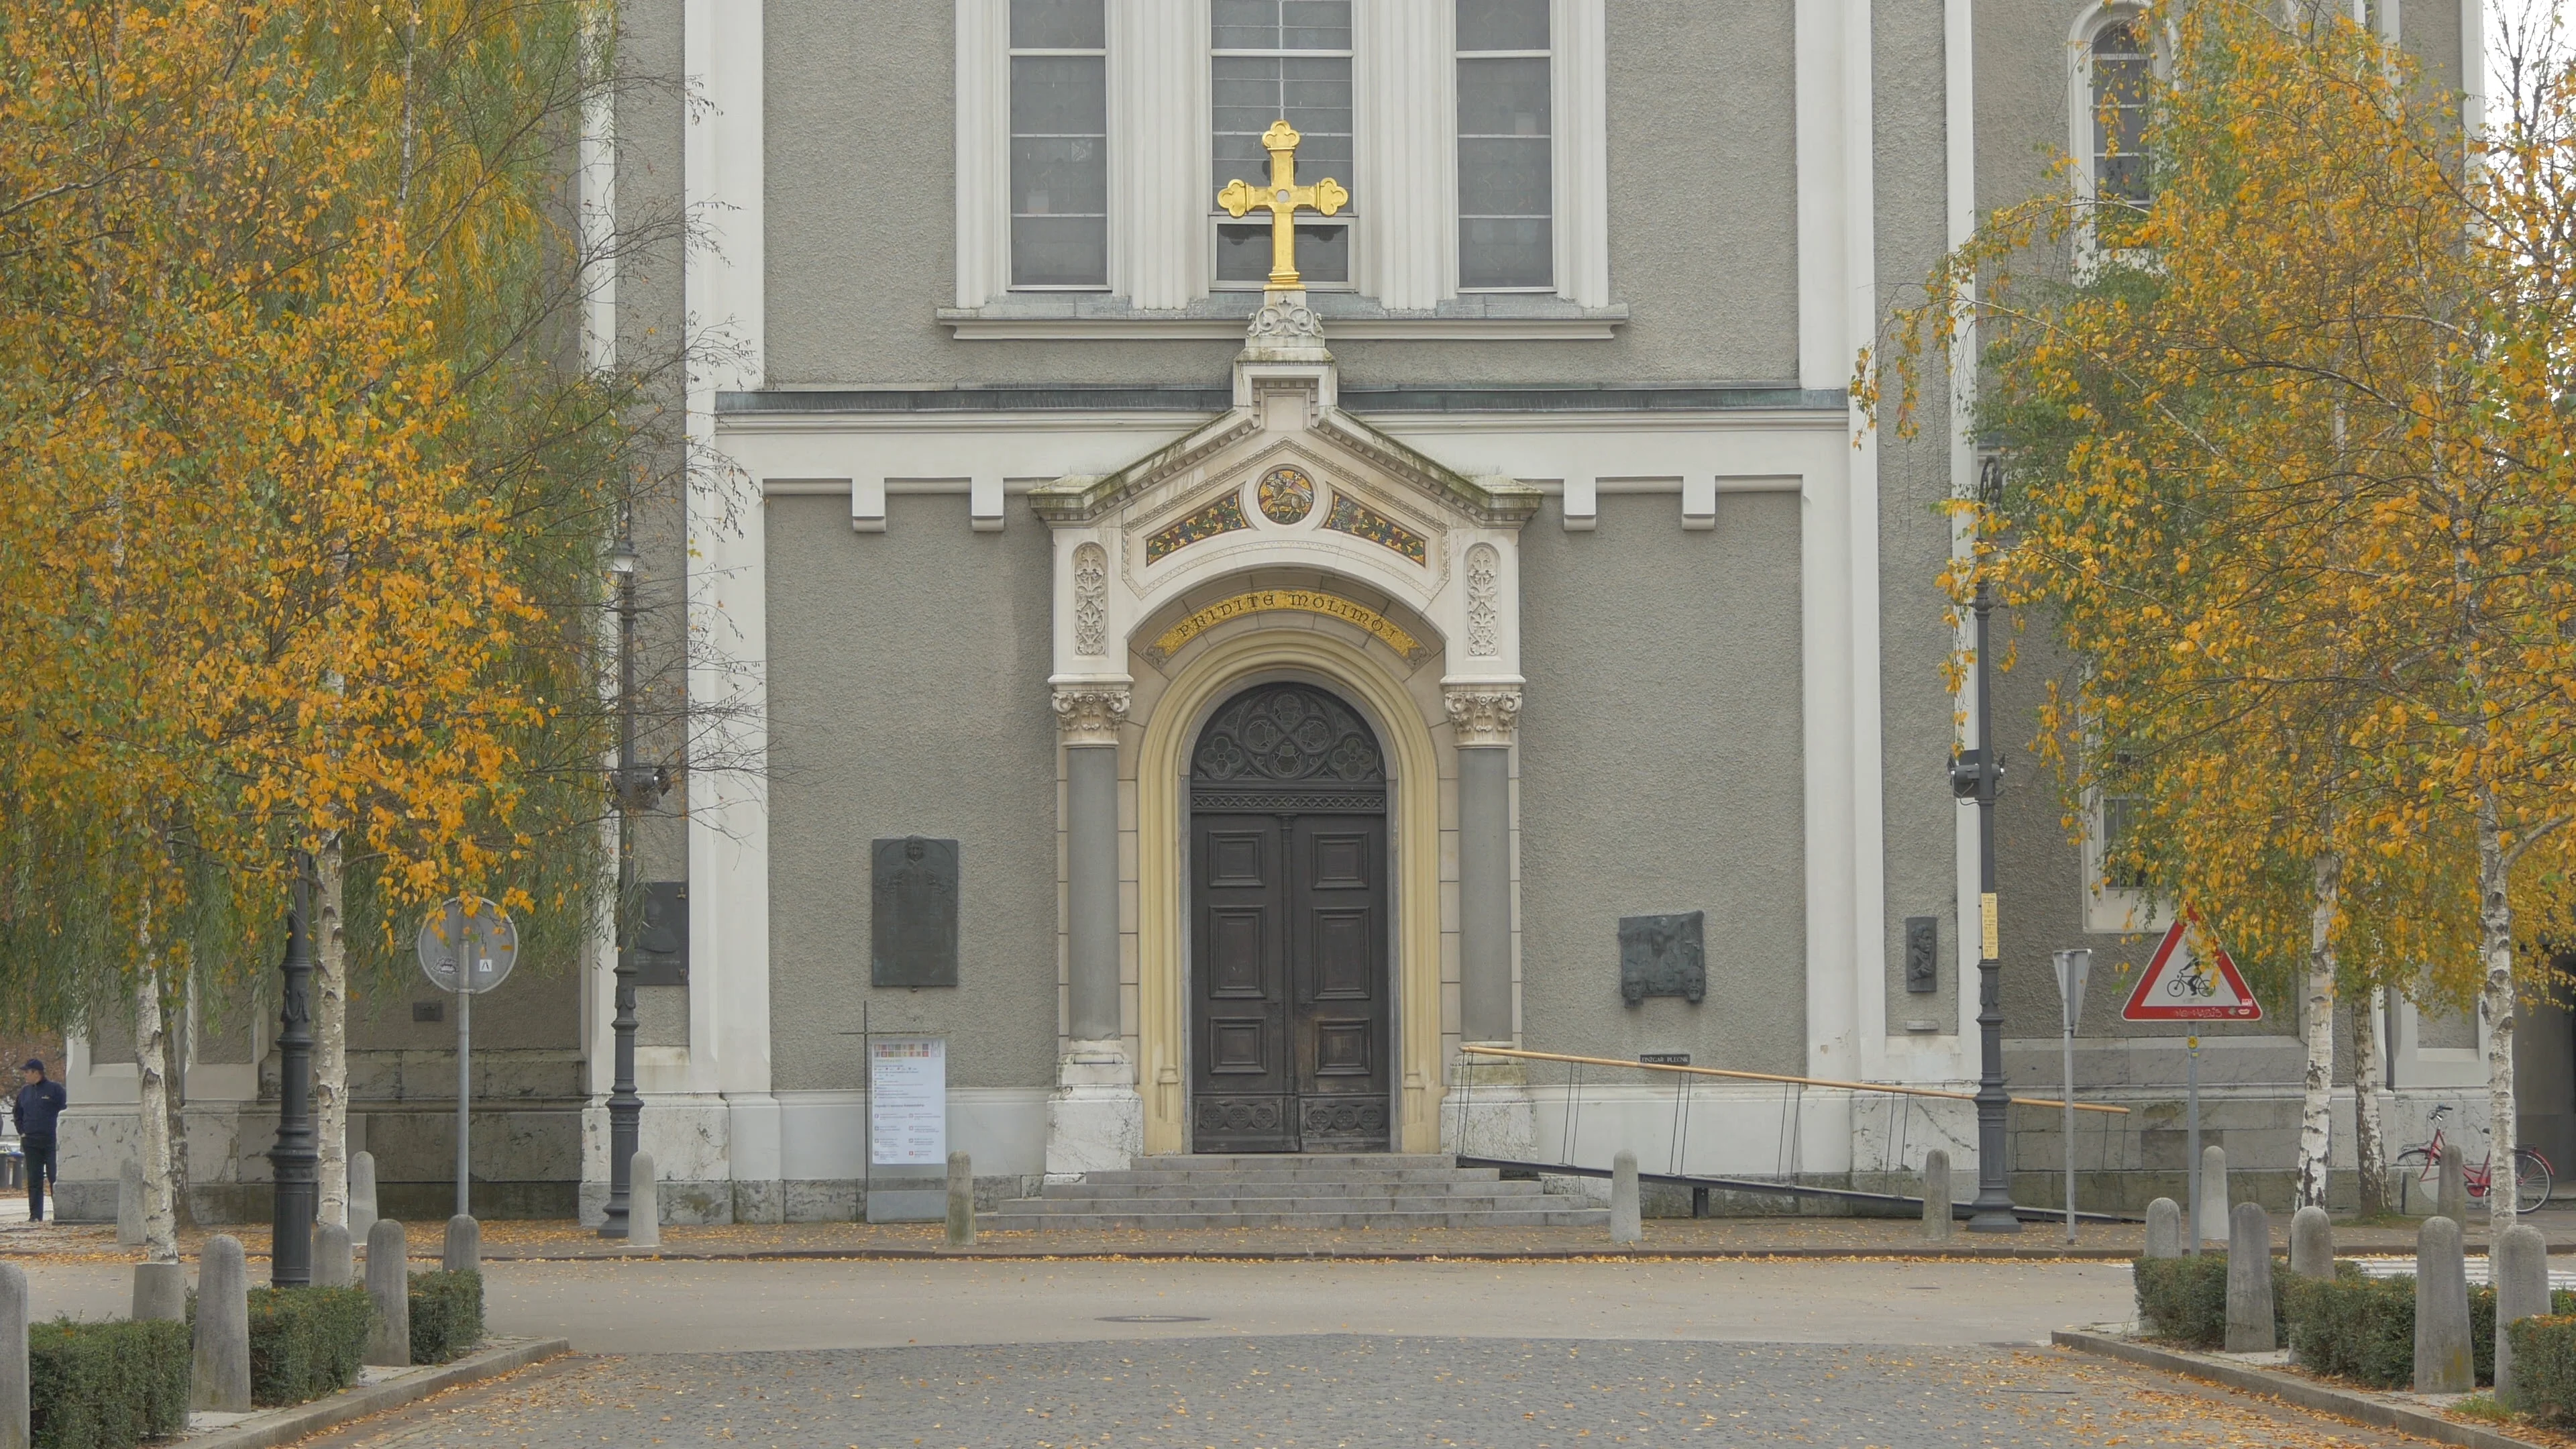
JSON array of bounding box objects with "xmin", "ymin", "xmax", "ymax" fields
[{"xmin": 1458, "ymin": 1044, "xmax": 2131, "ymax": 1116}]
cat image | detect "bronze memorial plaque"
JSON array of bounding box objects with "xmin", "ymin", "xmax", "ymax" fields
[{"xmin": 871, "ymin": 837, "xmax": 960, "ymax": 987}]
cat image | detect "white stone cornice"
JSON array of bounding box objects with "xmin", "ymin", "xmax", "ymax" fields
[
  {"xmin": 1442, "ymin": 684, "xmax": 1523, "ymax": 747},
  {"xmin": 1052, "ymin": 680, "xmax": 1134, "ymax": 746}
]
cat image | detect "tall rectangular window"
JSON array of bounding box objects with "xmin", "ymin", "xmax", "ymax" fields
[
  {"xmin": 1010, "ymin": 0, "xmax": 1108, "ymax": 288},
  {"xmin": 2090, "ymin": 19, "xmax": 2151, "ymax": 207},
  {"xmin": 1212, "ymin": 0, "xmax": 1353, "ymax": 288},
  {"xmin": 1457, "ymin": 0, "xmax": 1551, "ymax": 290}
]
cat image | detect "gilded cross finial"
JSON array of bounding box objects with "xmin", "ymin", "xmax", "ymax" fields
[{"xmin": 1215, "ymin": 119, "xmax": 1348, "ymax": 288}]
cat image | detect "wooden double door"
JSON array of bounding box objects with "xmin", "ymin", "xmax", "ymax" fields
[{"xmin": 1188, "ymin": 683, "xmax": 1392, "ymax": 1153}]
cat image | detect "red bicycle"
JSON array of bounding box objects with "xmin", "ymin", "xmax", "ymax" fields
[{"xmin": 2394, "ymin": 1104, "xmax": 2555, "ymax": 1210}]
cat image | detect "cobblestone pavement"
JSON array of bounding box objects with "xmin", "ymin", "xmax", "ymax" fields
[{"xmin": 294, "ymin": 1339, "xmax": 2421, "ymax": 1448}]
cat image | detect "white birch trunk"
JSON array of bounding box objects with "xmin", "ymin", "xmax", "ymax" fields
[
  {"xmin": 131, "ymin": 957, "xmax": 178, "ymax": 1263},
  {"xmin": 2477, "ymin": 782, "xmax": 2521, "ymax": 1226},
  {"xmin": 315, "ymin": 837, "xmax": 349, "ymax": 1227},
  {"xmin": 2353, "ymin": 985, "xmax": 2391, "ymax": 1214},
  {"xmin": 2297, "ymin": 849, "xmax": 2343, "ymax": 1209}
]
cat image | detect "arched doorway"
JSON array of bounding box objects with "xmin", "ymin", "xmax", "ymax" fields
[{"xmin": 1188, "ymin": 682, "xmax": 1392, "ymax": 1153}]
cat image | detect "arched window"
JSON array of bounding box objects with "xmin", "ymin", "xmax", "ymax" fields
[{"xmin": 2090, "ymin": 19, "xmax": 2152, "ymax": 207}]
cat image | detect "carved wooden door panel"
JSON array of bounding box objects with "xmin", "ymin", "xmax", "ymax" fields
[{"xmin": 1189, "ymin": 682, "xmax": 1391, "ymax": 1154}]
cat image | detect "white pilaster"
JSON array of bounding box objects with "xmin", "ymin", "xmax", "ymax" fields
[
  {"xmin": 954, "ymin": 0, "xmax": 1010, "ymax": 307},
  {"xmin": 1794, "ymin": 0, "xmax": 1849, "ymax": 389},
  {"xmin": 1354, "ymin": 0, "xmax": 1455, "ymax": 308},
  {"xmin": 1109, "ymin": 0, "xmax": 1207, "ymax": 308},
  {"xmin": 1551, "ymin": 0, "xmax": 1609, "ymax": 307}
]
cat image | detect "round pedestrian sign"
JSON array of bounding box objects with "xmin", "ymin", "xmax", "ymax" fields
[{"xmin": 415, "ymin": 898, "xmax": 520, "ymax": 996}]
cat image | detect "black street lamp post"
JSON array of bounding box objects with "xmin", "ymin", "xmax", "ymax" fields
[
  {"xmin": 1954, "ymin": 579, "xmax": 2021, "ymax": 1232},
  {"xmin": 270, "ymin": 856, "xmax": 319, "ymax": 1283},
  {"xmin": 600, "ymin": 518, "xmax": 665, "ymax": 1239}
]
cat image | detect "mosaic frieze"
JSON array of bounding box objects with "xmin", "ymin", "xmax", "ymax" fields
[
  {"xmin": 1322, "ymin": 494, "xmax": 1428, "ymax": 565},
  {"xmin": 1257, "ymin": 465, "xmax": 1316, "ymax": 523},
  {"xmin": 1144, "ymin": 492, "xmax": 1250, "ymax": 562}
]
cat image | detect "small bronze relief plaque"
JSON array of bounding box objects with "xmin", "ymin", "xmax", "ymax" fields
[
  {"xmin": 633, "ymin": 881, "xmax": 688, "ymax": 987},
  {"xmin": 1619, "ymin": 912, "xmax": 1707, "ymax": 1006},
  {"xmin": 1904, "ymin": 916, "xmax": 1939, "ymax": 994},
  {"xmin": 872, "ymin": 837, "xmax": 960, "ymax": 987}
]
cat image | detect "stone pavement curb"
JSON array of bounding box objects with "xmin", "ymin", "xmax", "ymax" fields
[
  {"xmin": 178, "ymin": 1336, "xmax": 571, "ymax": 1449},
  {"xmin": 2052, "ymin": 1328, "xmax": 2543, "ymax": 1449},
  {"xmin": 529, "ymin": 1243, "xmax": 2152, "ymax": 1263}
]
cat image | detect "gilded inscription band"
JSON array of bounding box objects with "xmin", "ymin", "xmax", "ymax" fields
[{"xmin": 1151, "ymin": 590, "xmax": 1420, "ymax": 660}]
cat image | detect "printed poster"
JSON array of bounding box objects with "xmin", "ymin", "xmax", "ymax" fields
[{"xmin": 868, "ymin": 1037, "xmax": 947, "ymax": 1167}]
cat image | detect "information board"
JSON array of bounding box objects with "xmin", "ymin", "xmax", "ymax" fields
[{"xmin": 868, "ymin": 1037, "xmax": 947, "ymax": 1167}]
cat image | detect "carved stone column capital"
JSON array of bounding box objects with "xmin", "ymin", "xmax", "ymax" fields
[
  {"xmin": 1052, "ymin": 682, "xmax": 1132, "ymax": 746},
  {"xmin": 1442, "ymin": 684, "xmax": 1522, "ymax": 747}
]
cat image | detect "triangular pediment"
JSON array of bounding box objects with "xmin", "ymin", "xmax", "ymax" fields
[{"xmin": 1028, "ymin": 405, "xmax": 1540, "ymax": 533}]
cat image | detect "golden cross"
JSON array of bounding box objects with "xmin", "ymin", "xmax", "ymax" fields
[{"xmin": 1216, "ymin": 119, "xmax": 1348, "ymax": 288}]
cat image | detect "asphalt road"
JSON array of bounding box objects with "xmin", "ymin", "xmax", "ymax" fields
[
  {"xmin": 12, "ymin": 1258, "xmax": 2421, "ymax": 1446},
  {"xmin": 291, "ymin": 1337, "xmax": 2418, "ymax": 1448}
]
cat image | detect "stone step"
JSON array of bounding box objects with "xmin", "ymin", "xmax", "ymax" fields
[
  {"xmin": 1135, "ymin": 1153, "xmax": 1458, "ymax": 1171},
  {"xmin": 979, "ymin": 1207, "xmax": 1610, "ymax": 1232},
  {"xmin": 1041, "ymin": 1181, "xmax": 1548, "ymax": 1202},
  {"xmin": 1064, "ymin": 1169, "xmax": 1521, "ymax": 1191},
  {"xmin": 1012, "ymin": 1191, "xmax": 1561, "ymax": 1214}
]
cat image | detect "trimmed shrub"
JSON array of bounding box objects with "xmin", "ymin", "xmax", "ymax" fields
[
  {"xmin": 2279, "ymin": 1267, "xmax": 2576, "ymax": 1388},
  {"xmin": 246, "ymin": 1285, "xmax": 375, "ymax": 1407},
  {"xmin": 407, "ymin": 1270, "xmax": 484, "ymax": 1364},
  {"xmin": 2133, "ymin": 1253, "xmax": 2287, "ymax": 1349},
  {"xmin": 2508, "ymin": 1316, "xmax": 2576, "ymax": 1424},
  {"xmin": 28, "ymin": 1318, "xmax": 191, "ymax": 1449}
]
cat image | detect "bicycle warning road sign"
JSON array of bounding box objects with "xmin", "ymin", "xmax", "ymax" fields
[{"xmin": 2122, "ymin": 911, "xmax": 2263, "ymax": 1021}]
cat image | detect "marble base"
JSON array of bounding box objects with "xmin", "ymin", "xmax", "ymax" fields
[
  {"xmin": 1045, "ymin": 1040, "xmax": 1142, "ymax": 1181},
  {"xmin": 1445, "ymin": 1046, "xmax": 1538, "ymax": 1162}
]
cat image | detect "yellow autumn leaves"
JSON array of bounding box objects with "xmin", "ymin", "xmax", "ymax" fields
[
  {"xmin": 0, "ymin": 0, "xmax": 590, "ymax": 1014},
  {"xmin": 1876, "ymin": 1, "xmax": 2576, "ymax": 1214}
]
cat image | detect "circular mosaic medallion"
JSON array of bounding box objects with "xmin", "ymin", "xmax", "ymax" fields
[{"xmin": 1256, "ymin": 465, "xmax": 1316, "ymax": 524}]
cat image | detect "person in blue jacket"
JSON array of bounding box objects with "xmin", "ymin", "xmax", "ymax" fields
[{"xmin": 13, "ymin": 1060, "xmax": 65, "ymax": 1223}]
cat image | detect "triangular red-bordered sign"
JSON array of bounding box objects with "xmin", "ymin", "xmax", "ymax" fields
[{"xmin": 2122, "ymin": 910, "xmax": 2263, "ymax": 1021}]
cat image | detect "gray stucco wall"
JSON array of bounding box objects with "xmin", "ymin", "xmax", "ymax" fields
[
  {"xmin": 1875, "ymin": 0, "xmax": 1966, "ymax": 1036},
  {"xmin": 760, "ymin": 0, "xmax": 1800, "ymax": 388},
  {"xmin": 764, "ymin": 493, "xmax": 1061, "ymax": 1090},
  {"xmin": 1516, "ymin": 492, "xmax": 1807, "ymax": 1075}
]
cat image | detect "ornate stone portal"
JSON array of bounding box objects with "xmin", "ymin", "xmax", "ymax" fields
[{"xmin": 1034, "ymin": 125, "xmax": 1535, "ymax": 1162}]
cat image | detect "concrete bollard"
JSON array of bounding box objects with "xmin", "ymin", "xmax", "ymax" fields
[
  {"xmin": 2290, "ymin": 1205, "xmax": 2334, "ymax": 1278},
  {"xmin": 314, "ymin": 1223, "xmax": 353, "ymax": 1288},
  {"xmin": 0, "ymin": 1262, "xmax": 27, "ymax": 1449},
  {"xmin": 115, "ymin": 1161, "xmax": 144, "ymax": 1248},
  {"xmin": 191, "ymin": 1234, "xmax": 251, "ymax": 1412},
  {"xmin": 1921, "ymin": 1150, "xmax": 1953, "ymax": 1242},
  {"xmin": 349, "ymin": 1151, "xmax": 379, "ymax": 1242},
  {"xmin": 363, "ymin": 1219, "xmax": 411, "ymax": 1367},
  {"xmin": 2438, "ymin": 1148, "xmax": 2469, "ymax": 1227},
  {"xmin": 130, "ymin": 1261, "xmax": 184, "ymax": 1322},
  {"xmin": 2496, "ymin": 1223, "xmax": 2550, "ymax": 1406},
  {"xmin": 1609, "ymin": 1151, "xmax": 1642, "ymax": 1245},
  {"xmin": 945, "ymin": 1152, "xmax": 977, "ymax": 1249},
  {"xmin": 2145, "ymin": 1197, "xmax": 2182, "ymax": 1258},
  {"xmin": 2198, "ymin": 1145, "xmax": 2230, "ymax": 1244},
  {"xmin": 628, "ymin": 1152, "xmax": 660, "ymax": 1250},
  {"xmin": 442, "ymin": 1215, "xmax": 480, "ymax": 1275},
  {"xmin": 2414, "ymin": 1214, "xmax": 2474, "ymax": 1392},
  {"xmin": 2224, "ymin": 1202, "xmax": 2276, "ymax": 1352}
]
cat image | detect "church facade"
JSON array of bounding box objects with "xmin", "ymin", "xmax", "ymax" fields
[{"xmin": 51, "ymin": 0, "xmax": 2524, "ymax": 1224}]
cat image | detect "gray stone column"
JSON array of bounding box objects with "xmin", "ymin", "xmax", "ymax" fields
[
  {"xmin": 1066, "ymin": 741, "xmax": 1122, "ymax": 1044},
  {"xmin": 1047, "ymin": 683, "xmax": 1142, "ymax": 1178},
  {"xmin": 1447, "ymin": 686, "xmax": 1520, "ymax": 1045}
]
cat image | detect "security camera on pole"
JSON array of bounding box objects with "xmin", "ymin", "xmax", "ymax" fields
[{"xmin": 415, "ymin": 898, "xmax": 520, "ymax": 1218}]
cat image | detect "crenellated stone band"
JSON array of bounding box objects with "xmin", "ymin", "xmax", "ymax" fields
[
  {"xmin": 1052, "ymin": 684, "xmax": 1132, "ymax": 746},
  {"xmin": 1443, "ymin": 685, "xmax": 1523, "ymax": 747}
]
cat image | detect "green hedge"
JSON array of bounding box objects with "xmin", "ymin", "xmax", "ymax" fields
[
  {"xmin": 28, "ymin": 1318, "xmax": 191, "ymax": 1449},
  {"xmin": 2508, "ymin": 1316, "xmax": 2576, "ymax": 1422},
  {"xmin": 246, "ymin": 1286, "xmax": 375, "ymax": 1407},
  {"xmin": 2276, "ymin": 1266, "xmax": 2576, "ymax": 1389},
  {"xmin": 2133, "ymin": 1253, "xmax": 2288, "ymax": 1348},
  {"xmin": 408, "ymin": 1270, "xmax": 484, "ymax": 1364}
]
